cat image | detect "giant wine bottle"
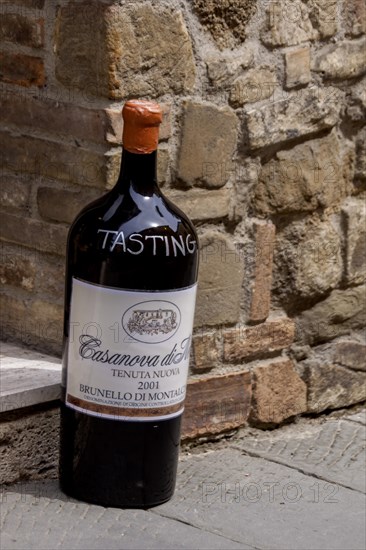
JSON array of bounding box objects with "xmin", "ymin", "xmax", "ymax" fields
[{"xmin": 59, "ymin": 100, "xmax": 199, "ymax": 508}]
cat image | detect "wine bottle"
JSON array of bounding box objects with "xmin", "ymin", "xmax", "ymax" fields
[{"xmin": 59, "ymin": 100, "xmax": 199, "ymax": 508}]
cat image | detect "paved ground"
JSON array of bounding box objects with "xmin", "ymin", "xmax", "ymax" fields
[{"xmin": 1, "ymin": 409, "xmax": 365, "ymax": 550}]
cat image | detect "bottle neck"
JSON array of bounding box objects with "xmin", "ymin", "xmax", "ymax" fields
[{"xmin": 114, "ymin": 149, "xmax": 158, "ymax": 195}]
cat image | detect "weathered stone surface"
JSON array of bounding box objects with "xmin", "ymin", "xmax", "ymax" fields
[
  {"xmin": 301, "ymin": 360, "xmax": 366, "ymax": 413},
  {"xmin": 192, "ymin": 0, "xmax": 257, "ymax": 50},
  {"xmin": 0, "ymin": 131, "xmax": 120, "ymax": 188},
  {"xmin": 0, "ymin": 252, "xmax": 36, "ymax": 292},
  {"xmin": 254, "ymin": 130, "xmax": 354, "ymax": 214},
  {"xmin": 206, "ymin": 48, "xmax": 254, "ymax": 88},
  {"xmin": 342, "ymin": 198, "xmax": 366, "ymax": 284},
  {"xmin": 334, "ymin": 340, "xmax": 366, "ymax": 371},
  {"xmin": 1, "ymin": 212, "xmax": 68, "ymax": 256},
  {"xmin": 285, "ymin": 47, "xmax": 311, "ymax": 89},
  {"xmin": 344, "ymin": 0, "xmax": 366, "ymax": 37},
  {"xmin": 250, "ymin": 358, "xmax": 307, "ymax": 424},
  {"xmin": 166, "ymin": 188, "xmax": 230, "ymax": 223},
  {"xmin": 229, "ymin": 67, "xmax": 277, "ymax": 107},
  {"xmin": 0, "ymin": 175, "xmax": 30, "ymax": 212},
  {"xmin": 245, "ymin": 221, "xmax": 276, "ymax": 323},
  {"xmin": 177, "ymin": 101, "xmax": 238, "ymax": 188},
  {"xmin": 0, "ymin": 294, "xmax": 63, "ymax": 354},
  {"xmin": 296, "ymin": 285, "xmax": 366, "ymax": 345},
  {"xmin": 0, "ymin": 14, "xmax": 44, "ymax": 48},
  {"xmin": 261, "ymin": 0, "xmax": 316, "ymax": 47},
  {"xmin": 312, "ymin": 38, "xmax": 366, "ymax": 80},
  {"xmin": 192, "ymin": 333, "xmax": 220, "ymax": 371},
  {"xmin": 195, "ymin": 232, "xmax": 243, "ymax": 327},
  {"xmin": 355, "ymin": 127, "xmax": 366, "ymax": 181},
  {"xmin": 245, "ymin": 86, "xmax": 343, "ymax": 150},
  {"xmin": 307, "ymin": 0, "xmax": 338, "ymax": 38},
  {"xmin": 55, "ymin": 2, "xmax": 195, "ymax": 98},
  {"xmin": 37, "ymin": 186, "xmax": 101, "ymax": 224},
  {"xmin": 0, "ymin": 93, "xmax": 122, "ymax": 145},
  {"xmin": 0, "ymin": 52, "xmax": 45, "ymax": 87},
  {"xmin": 275, "ymin": 218, "xmax": 342, "ymax": 302},
  {"xmin": 0, "ymin": 408, "xmax": 59, "ymax": 484},
  {"xmin": 182, "ymin": 371, "xmax": 252, "ymax": 439},
  {"xmin": 223, "ymin": 318, "xmax": 295, "ymax": 362}
]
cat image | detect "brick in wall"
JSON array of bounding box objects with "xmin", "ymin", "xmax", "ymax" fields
[
  {"xmin": 0, "ymin": 52, "xmax": 45, "ymax": 88},
  {"xmin": 0, "ymin": 14, "xmax": 44, "ymax": 48}
]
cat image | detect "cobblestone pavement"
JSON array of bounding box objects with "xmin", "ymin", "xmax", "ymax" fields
[{"xmin": 1, "ymin": 410, "xmax": 365, "ymax": 550}]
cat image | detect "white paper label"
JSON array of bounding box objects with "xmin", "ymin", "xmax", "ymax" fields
[{"xmin": 66, "ymin": 278, "xmax": 197, "ymax": 421}]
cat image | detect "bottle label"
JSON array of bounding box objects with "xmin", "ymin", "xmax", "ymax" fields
[{"xmin": 65, "ymin": 278, "xmax": 197, "ymax": 422}]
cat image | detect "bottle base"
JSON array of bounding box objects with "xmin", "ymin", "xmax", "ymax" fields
[{"xmin": 59, "ymin": 480, "xmax": 174, "ymax": 509}]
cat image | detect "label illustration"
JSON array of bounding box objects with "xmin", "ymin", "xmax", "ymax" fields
[{"xmin": 65, "ymin": 278, "xmax": 197, "ymax": 421}]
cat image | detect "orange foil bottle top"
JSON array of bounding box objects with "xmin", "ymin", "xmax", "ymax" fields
[{"xmin": 122, "ymin": 100, "xmax": 162, "ymax": 154}]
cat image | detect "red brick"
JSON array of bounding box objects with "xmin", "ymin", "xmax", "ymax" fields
[
  {"xmin": 37, "ymin": 186, "xmax": 101, "ymax": 224},
  {"xmin": 247, "ymin": 220, "xmax": 276, "ymax": 323},
  {"xmin": 223, "ymin": 318, "xmax": 295, "ymax": 363},
  {"xmin": 0, "ymin": 212, "xmax": 68, "ymax": 256},
  {"xmin": 0, "ymin": 175, "xmax": 30, "ymax": 212},
  {"xmin": 0, "ymin": 14, "xmax": 44, "ymax": 48},
  {"xmin": 0, "ymin": 52, "xmax": 45, "ymax": 87},
  {"xmin": 0, "ymin": 93, "xmax": 121, "ymax": 145},
  {"xmin": 182, "ymin": 371, "xmax": 252, "ymax": 439},
  {"xmin": 250, "ymin": 358, "xmax": 307, "ymax": 425},
  {"xmin": 0, "ymin": 131, "xmax": 120, "ymax": 188}
]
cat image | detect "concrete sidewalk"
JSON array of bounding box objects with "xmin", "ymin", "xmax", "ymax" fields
[{"xmin": 1, "ymin": 409, "xmax": 365, "ymax": 550}]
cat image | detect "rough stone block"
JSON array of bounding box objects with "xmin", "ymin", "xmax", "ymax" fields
[
  {"xmin": 301, "ymin": 360, "xmax": 366, "ymax": 413},
  {"xmin": 250, "ymin": 358, "xmax": 307, "ymax": 425},
  {"xmin": 333, "ymin": 340, "xmax": 366, "ymax": 371},
  {"xmin": 285, "ymin": 47, "xmax": 311, "ymax": 89},
  {"xmin": 0, "ymin": 14, "xmax": 44, "ymax": 47},
  {"xmin": 206, "ymin": 49, "xmax": 254, "ymax": 88},
  {"xmin": 55, "ymin": 2, "xmax": 195, "ymax": 99},
  {"xmin": 261, "ymin": 0, "xmax": 316, "ymax": 47},
  {"xmin": 307, "ymin": 0, "xmax": 338, "ymax": 38},
  {"xmin": 0, "ymin": 212, "xmax": 68, "ymax": 256},
  {"xmin": 0, "ymin": 294, "xmax": 63, "ymax": 354},
  {"xmin": 0, "ymin": 52, "xmax": 45, "ymax": 87},
  {"xmin": 296, "ymin": 285, "xmax": 366, "ymax": 345},
  {"xmin": 182, "ymin": 371, "xmax": 252, "ymax": 439},
  {"xmin": 0, "ymin": 131, "xmax": 120, "ymax": 188},
  {"xmin": 177, "ymin": 101, "xmax": 238, "ymax": 188},
  {"xmin": 344, "ymin": 0, "xmax": 366, "ymax": 37},
  {"xmin": 0, "ymin": 175, "xmax": 30, "ymax": 212},
  {"xmin": 341, "ymin": 198, "xmax": 366, "ymax": 284},
  {"xmin": 274, "ymin": 218, "xmax": 342, "ymax": 302},
  {"xmin": 192, "ymin": 332, "xmax": 220, "ymax": 371},
  {"xmin": 165, "ymin": 188, "xmax": 230, "ymax": 223},
  {"xmin": 229, "ymin": 67, "xmax": 277, "ymax": 107},
  {"xmin": 355, "ymin": 126, "xmax": 366, "ymax": 181},
  {"xmin": 254, "ymin": 129, "xmax": 354, "ymax": 214},
  {"xmin": 192, "ymin": 0, "xmax": 257, "ymax": 50},
  {"xmin": 37, "ymin": 186, "xmax": 101, "ymax": 225},
  {"xmin": 195, "ymin": 232, "xmax": 243, "ymax": 327},
  {"xmin": 245, "ymin": 86, "xmax": 343, "ymax": 150},
  {"xmin": 0, "ymin": 408, "xmax": 59, "ymax": 484},
  {"xmin": 313, "ymin": 38, "xmax": 366, "ymax": 80},
  {"xmin": 245, "ymin": 220, "xmax": 276, "ymax": 323},
  {"xmin": 223, "ymin": 318, "xmax": 295, "ymax": 362}
]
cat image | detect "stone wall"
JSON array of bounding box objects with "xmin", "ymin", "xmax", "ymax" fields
[{"xmin": 1, "ymin": 0, "xmax": 365, "ymax": 434}]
